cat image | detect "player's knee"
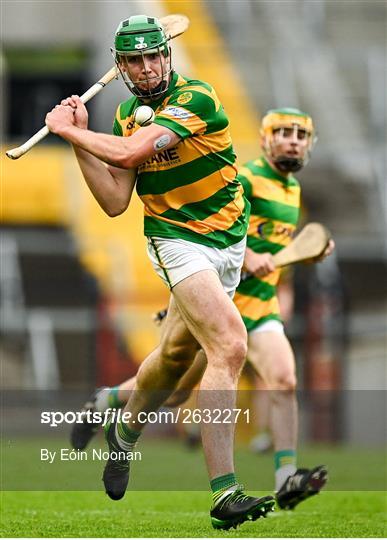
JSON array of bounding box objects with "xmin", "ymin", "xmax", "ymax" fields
[
  {"xmin": 219, "ymin": 337, "xmax": 248, "ymax": 375},
  {"xmin": 232, "ymin": 338, "xmax": 248, "ymax": 366}
]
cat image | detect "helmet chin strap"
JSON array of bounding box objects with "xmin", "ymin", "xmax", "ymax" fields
[{"xmin": 274, "ymin": 156, "xmax": 304, "ymax": 173}]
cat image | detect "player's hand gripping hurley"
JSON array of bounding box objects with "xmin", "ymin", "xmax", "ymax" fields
[
  {"xmin": 241, "ymin": 222, "xmax": 331, "ymax": 281},
  {"xmin": 6, "ymin": 14, "xmax": 189, "ymax": 160}
]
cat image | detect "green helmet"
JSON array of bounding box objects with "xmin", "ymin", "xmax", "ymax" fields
[{"xmin": 112, "ymin": 15, "xmax": 172, "ymax": 100}]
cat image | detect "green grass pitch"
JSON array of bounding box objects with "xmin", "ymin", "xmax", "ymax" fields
[
  {"xmin": 1, "ymin": 490, "xmax": 386, "ymax": 537},
  {"xmin": 1, "ymin": 439, "xmax": 386, "ymax": 537}
]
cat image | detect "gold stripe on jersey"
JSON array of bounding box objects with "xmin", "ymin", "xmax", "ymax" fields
[
  {"xmin": 115, "ymin": 114, "xmax": 131, "ymax": 136},
  {"xmin": 139, "ymin": 126, "xmax": 232, "ymax": 174},
  {"xmin": 254, "ymin": 158, "xmax": 265, "ymax": 167},
  {"xmin": 188, "ymin": 126, "xmax": 232, "ymax": 155},
  {"xmin": 143, "ymin": 197, "xmax": 244, "ymax": 236},
  {"xmin": 155, "ymin": 81, "xmax": 222, "ymax": 136},
  {"xmin": 239, "ymin": 166, "xmax": 300, "ymax": 207},
  {"xmin": 156, "ymin": 108, "xmax": 207, "ymax": 135},
  {"xmin": 177, "ymin": 84, "xmax": 222, "ymax": 112},
  {"xmin": 141, "ymin": 166, "xmax": 236, "ymax": 215},
  {"xmin": 142, "ymin": 184, "xmax": 244, "ymax": 236},
  {"xmin": 233, "ymin": 293, "xmax": 280, "ymax": 321},
  {"xmin": 256, "ymin": 268, "xmax": 282, "ymax": 287},
  {"xmin": 185, "ymin": 185, "xmax": 245, "ymax": 234},
  {"xmin": 175, "ymin": 74, "xmax": 188, "ymax": 88}
]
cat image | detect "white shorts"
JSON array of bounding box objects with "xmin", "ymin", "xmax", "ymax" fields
[
  {"xmin": 249, "ymin": 319, "xmax": 284, "ymax": 334},
  {"xmin": 147, "ymin": 236, "xmax": 246, "ymax": 298}
]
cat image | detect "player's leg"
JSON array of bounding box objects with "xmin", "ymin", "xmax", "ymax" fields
[
  {"xmin": 249, "ymin": 374, "xmax": 273, "ymax": 453},
  {"xmin": 103, "ymin": 296, "xmax": 199, "ymax": 499},
  {"xmin": 173, "ymin": 270, "xmax": 247, "ymax": 474},
  {"xmin": 248, "ymin": 329, "xmax": 298, "ymax": 459},
  {"xmin": 166, "ymin": 348, "xmax": 206, "ymax": 448},
  {"xmin": 71, "ymin": 336, "xmax": 203, "ymax": 451},
  {"xmin": 116, "ymin": 270, "xmax": 246, "ymax": 443},
  {"xmin": 247, "ymin": 276, "xmax": 293, "ymax": 454},
  {"xmin": 164, "ymin": 348, "xmax": 206, "ymax": 408},
  {"xmin": 105, "ymin": 268, "xmax": 274, "ymax": 522},
  {"xmin": 103, "ymin": 234, "xmax": 274, "ymax": 525},
  {"xmin": 71, "ymin": 377, "xmax": 139, "ymax": 451},
  {"xmin": 247, "ymin": 328, "xmax": 327, "ymax": 509},
  {"xmin": 114, "ymin": 236, "xmax": 250, "ymax": 443},
  {"xmin": 171, "ymin": 270, "xmax": 274, "ymax": 528}
]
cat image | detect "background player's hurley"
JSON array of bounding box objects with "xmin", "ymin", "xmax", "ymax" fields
[
  {"xmin": 241, "ymin": 222, "xmax": 330, "ymax": 281},
  {"xmin": 5, "ymin": 14, "xmax": 189, "ymax": 160}
]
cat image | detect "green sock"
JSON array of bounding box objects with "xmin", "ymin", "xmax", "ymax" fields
[
  {"xmin": 274, "ymin": 449, "xmax": 297, "ymax": 470},
  {"xmin": 211, "ymin": 473, "xmax": 238, "ymax": 507},
  {"xmin": 274, "ymin": 449, "xmax": 297, "ymax": 490},
  {"xmin": 115, "ymin": 420, "xmax": 141, "ymax": 451},
  {"xmin": 108, "ymin": 386, "xmax": 125, "ymax": 409}
]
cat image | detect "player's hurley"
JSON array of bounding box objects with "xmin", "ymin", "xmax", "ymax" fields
[
  {"xmin": 5, "ymin": 14, "xmax": 189, "ymax": 160},
  {"xmin": 273, "ymin": 221, "xmax": 330, "ymax": 266},
  {"xmin": 159, "ymin": 13, "xmax": 189, "ymax": 39},
  {"xmin": 241, "ymin": 222, "xmax": 331, "ymax": 281},
  {"xmin": 5, "ymin": 66, "xmax": 119, "ymax": 160}
]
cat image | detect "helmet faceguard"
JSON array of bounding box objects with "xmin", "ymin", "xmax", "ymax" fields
[
  {"xmin": 261, "ymin": 108, "xmax": 317, "ymax": 173},
  {"xmin": 112, "ymin": 15, "xmax": 173, "ymax": 101}
]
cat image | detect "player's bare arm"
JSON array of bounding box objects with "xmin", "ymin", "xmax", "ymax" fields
[
  {"xmin": 45, "ymin": 98, "xmax": 181, "ymax": 169},
  {"xmin": 45, "ymin": 95, "xmax": 180, "ymax": 216},
  {"xmin": 47, "ymin": 96, "xmax": 137, "ymax": 216},
  {"xmin": 76, "ymin": 160, "xmax": 137, "ymax": 218}
]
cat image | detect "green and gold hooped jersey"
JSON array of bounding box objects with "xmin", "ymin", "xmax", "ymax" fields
[
  {"xmin": 113, "ymin": 72, "xmax": 249, "ymax": 249},
  {"xmin": 233, "ymin": 156, "xmax": 301, "ymax": 331}
]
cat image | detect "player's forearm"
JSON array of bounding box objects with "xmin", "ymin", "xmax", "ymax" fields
[
  {"xmin": 60, "ymin": 125, "xmax": 136, "ymax": 169},
  {"xmin": 72, "ymin": 146, "xmax": 130, "ymax": 217},
  {"xmin": 244, "ymin": 247, "xmax": 255, "ymax": 260},
  {"xmin": 243, "ymin": 247, "xmax": 275, "ymax": 275},
  {"xmin": 243, "ymin": 247, "xmax": 256, "ymax": 268}
]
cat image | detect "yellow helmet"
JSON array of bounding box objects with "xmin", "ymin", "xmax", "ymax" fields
[{"xmin": 261, "ymin": 108, "xmax": 316, "ymax": 172}]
